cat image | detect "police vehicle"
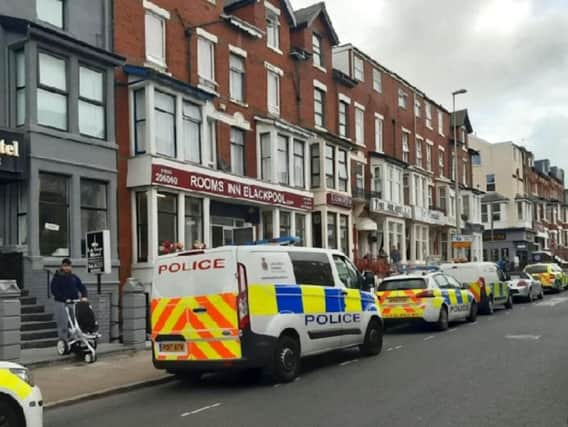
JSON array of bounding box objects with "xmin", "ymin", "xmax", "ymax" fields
[
  {"xmin": 0, "ymin": 361, "xmax": 43, "ymax": 427},
  {"xmin": 377, "ymin": 272, "xmax": 477, "ymax": 330},
  {"xmin": 524, "ymin": 263, "xmax": 567, "ymax": 293},
  {"xmin": 151, "ymin": 238, "xmax": 383, "ymax": 383}
]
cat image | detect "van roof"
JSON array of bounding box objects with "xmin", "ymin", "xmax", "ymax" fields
[
  {"xmin": 440, "ymin": 262, "xmax": 497, "ymax": 268},
  {"xmin": 156, "ymin": 245, "xmax": 347, "ymax": 260}
]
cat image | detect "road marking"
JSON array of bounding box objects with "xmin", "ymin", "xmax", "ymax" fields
[
  {"xmin": 340, "ymin": 359, "xmax": 359, "ymax": 367},
  {"xmin": 536, "ymin": 297, "xmax": 568, "ymax": 307},
  {"xmin": 468, "ymin": 321, "xmax": 478, "ymax": 326},
  {"xmin": 394, "ymin": 345, "xmax": 403, "ymax": 350},
  {"xmin": 424, "ymin": 335, "xmax": 435, "ymax": 341},
  {"xmin": 181, "ymin": 403, "xmax": 221, "ymax": 417},
  {"xmin": 386, "ymin": 347, "xmax": 394, "ymax": 352},
  {"xmin": 505, "ymin": 334, "xmax": 541, "ymax": 341},
  {"xmin": 448, "ymin": 328, "xmax": 458, "ymax": 333}
]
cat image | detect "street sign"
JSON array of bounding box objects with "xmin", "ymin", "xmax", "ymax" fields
[{"xmin": 86, "ymin": 230, "xmax": 111, "ymax": 274}]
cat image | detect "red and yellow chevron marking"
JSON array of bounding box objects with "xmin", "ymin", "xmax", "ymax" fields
[
  {"xmin": 152, "ymin": 293, "xmax": 241, "ymax": 361},
  {"xmin": 381, "ymin": 304, "xmax": 426, "ymax": 318}
]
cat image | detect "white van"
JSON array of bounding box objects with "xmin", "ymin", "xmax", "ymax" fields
[
  {"xmin": 439, "ymin": 262, "xmax": 512, "ymax": 314},
  {"xmin": 151, "ymin": 245, "xmax": 383, "ymax": 382}
]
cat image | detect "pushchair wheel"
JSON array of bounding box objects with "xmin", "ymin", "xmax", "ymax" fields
[
  {"xmin": 57, "ymin": 339, "xmax": 70, "ymax": 356},
  {"xmin": 84, "ymin": 352, "xmax": 96, "ymax": 364}
]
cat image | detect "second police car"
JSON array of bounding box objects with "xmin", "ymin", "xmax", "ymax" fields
[
  {"xmin": 377, "ymin": 272, "xmax": 477, "ymax": 330},
  {"xmin": 0, "ymin": 361, "xmax": 43, "ymax": 427}
]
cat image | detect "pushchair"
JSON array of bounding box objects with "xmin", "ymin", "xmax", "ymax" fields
[{"xmin": 56, "ymin": 300, "xmax": 101, "ymax": 363}]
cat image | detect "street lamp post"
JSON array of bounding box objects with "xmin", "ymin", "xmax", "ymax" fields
[{"xmin": 452, "ymin": 88, "xmax": 467, "ymax": 258}]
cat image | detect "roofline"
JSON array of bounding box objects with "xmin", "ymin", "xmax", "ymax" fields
[
  {"xmin": 292, "ymin": 2, "xmax": 340, "ymax": 46},
  {"xmin": 225, "ymin": 0, "xmax": 297, "ymax": 26}
]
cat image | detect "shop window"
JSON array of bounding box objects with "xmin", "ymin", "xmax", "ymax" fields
[
  {"xmin": 338, "ymin": 149, "xmax": 348, "ymax": 192},
  {"xmin": 136, "ymin": 192, "xmax": 148, "ymax": 262},
  {"xmin": 157, "ymin": 193, "xmax": 177, "ymax": 254},
  {"xmin": 37, "ymin": 0, "xmax": 64, "ymax": 28},
  {"xmin": 289, "ymin": 252, "xmax": 333, "ymax": 287},
  {"xmin": 229, "ymin": 53, "xmax": 245, "ymax": 102},
  {"xmin": 293, "ymin": 140, "xmax": 305, "ymax": 188},
  {"xmin": 277, "ymin": 135, "xmax": 289, "ymax": 185},
  {"xmin": 182, "ymin": 101, "xmax": 201, "ymax": 163},
  {"xmin": 185, "ymin": 196, "xmax": 203, "ymax": 249},
  {"xmin": 325, "ymin": 144, "xmax": 335, "ymax": 189},
  {"xmin": 79, "ymin": 66, "xmax": 105, "ymax": 139},
  {"xmin": 38, "ymin": 52, "xmax": 68, "ymax": 130},
  {"xmin": 263, "ymin": 211, "xmax": 273, "ymax": 239},
  {"xmin": 39, "ymin": 173, "xmax": 69, "ymax": 257},
  {"xmin": 80, "ymin": 179, "xmax": 108, "ymax": 256},
  {"xmin": 310, "ymin": 143, "xmax": 320, "ymax": 188},
  {"xmin": 295, "ymin": 213, "xmax": 306, "ymax": 246},
  {"xmin": 134, "ymin": 88, "xmax": 146, "ymax": 154},
  {"xmin": 260, "ymin": 133, "xmax": 271, "ymax": 181},
  {"xmin": 312, "ymin": 212, "xmax": 322, "ymax": 248},
  {"xmin": 327, "ymin": 212, "xmax": 337, "ymax": 249},
  {"xmin": 155, "ymin": 91, "xmax": 176, "ymax": 157},
  {"xmin": 280, "ymin": 211, "xmax": 291, "ymax": 237},
  {"xmin": 15, "ymin": 50, "xmax": 26, "ymax": 126},
  {"xmin": 230, "ymin": 128, "xmax": 245, "ymax": 175},
  {"xmin": 340, "ymin": 215, "xmax": 349, "ymax": 256}
]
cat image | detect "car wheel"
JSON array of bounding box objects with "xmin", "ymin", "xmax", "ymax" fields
[
  {"xmin": 467, "ymin": 301, "xmax": 478, "ymax": 322},
  {"xmin": 0, "ymin": 397, "xmax": 24, "ymax": 427},
  {"xmin": 505, "ymin": 294, "xmax": 513, "ymax": 309},
  {"xmin": 269, "ymin": 335, "xmax": 301, "ymax": 383},
  {"xmin": 359, "ymin": 318, "xmax": 383, "ymax": 357},
  {"xmin": 436, "ymin": 307, "xmax": 449, "ymax": 331}
]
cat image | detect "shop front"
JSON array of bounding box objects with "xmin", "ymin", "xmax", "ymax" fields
[
  {"xmin": 311, "ymin": 192, "xmax": 353, "ymax": 257},
  {"xmin": 483, "ymin": 229, "xmax": 536, "ymax": 266},
  {"xmin": 128, "ymin": 158, "xmax": 314, "ymax": 288}
]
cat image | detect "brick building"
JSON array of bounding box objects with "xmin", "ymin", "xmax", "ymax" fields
[{"xmin": 114, "ymin": 0, "xmax": 482, "ymax": 290}]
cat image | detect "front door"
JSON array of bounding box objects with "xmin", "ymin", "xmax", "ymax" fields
[{"xmin": 0, "ymin": 252, "xmax": 23, "ymax": 289}]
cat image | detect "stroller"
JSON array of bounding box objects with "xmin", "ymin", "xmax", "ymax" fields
[{"xmin": 56, "ymin": 300, "xmax": 101, "ymax": 363}]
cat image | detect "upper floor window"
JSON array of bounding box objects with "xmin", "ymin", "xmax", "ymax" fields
[
  {"xmin": 402, "ymin": 132, "xmax": 409, "ymax": 163},
  {"xmin": 133, "ymin": 88, "xmax": 146, "ymax": 154},
  {"xmin": 79, "ymin": 66, "xmax": 105, "ymax": 139},
  {"xmin": 312, "ymin": 34, "xmax": 323, "ymax": 68},
  {"xmin": 182, "ymin": 101, "xmax": 201, "ymax": 163},
  {"xmin": 373, "ymin": 68, "xmax": 382, "ymax": 92},
  {"xmin": 198, "ymin": 36, "xmax": 216, "ymax": 90},
  {"xmin": 293, "ymin": 140, "xmax": 305, "ymax": 188},
  {"xmin": 373, "ymin": 166, "xmax": 383, "ymax": 195},
  {"xmin": 414, "ymin": 99, "xmax": 421, "ymax": 118},
  {"xmin": 481, "ymin": 204, "xmax": 488, "ymax": 223},
  {"xmin": 355, "ymin": 107, "xmax": 365, "ymax": 146},
  {"xmin": 472, "ymin": 152, "xmax": 481, "ymax": 165},
  {"xmin": 311, "ymin": 143, "xmax": 320, "ymax": 188},
  {"xmin": 486, "ymin": 174, "xmax": 496, "ymax": 192},
  {"xmin": 325, "ymin": 144, "xmax": 335, "ymax": 189},
  {"xmin": 338, "ymin": 149, "xmax": 348, "ymax": 192},
  {"xmin": 425, "ymin": 103, "xmax": 433, "ymax": 129},
  {"xmin": 229, "ymin": 53, "xmax": 245, "ymax": 103},
  {"xmin": 37, "ymin": 0, "xmax": 64, "ymax": 29},
  {"xmin": 145, "ymin": 8, "xmax": 167, "ymax": 68},
  {"xmin": 266, "ymin": 10, "xmax": 280, "ymax": 51},
  {"xmin": 154, "ymin": 91, "xmax": 176, "ymax": 157},
  {"xmin": 375, "ymin": 115, "xmax": 383, "ymax": 153},
  {"xmin": 462, "ymin": 160, "xmax": 468, "ymax": 185},
  {"xmin": 438, "ymin": 148, "xmax": 445, "ymax": 177},
  {"xmin": 426, "ymin": 144, "xmax": 432, "ymax": 172},
  {"xmin": 338, "ymin": 101, "xmax": 349, "ymax": 138},
  {"xmin": 416, "ymin": 139, "xmax": 423, "ymax": 168},
  {"xmin": 277, "ymin": 135, "xmax": 289, "ymax": 185},
  {"xmin": 230, "ymin": 128, "xmax": 245, "ymax": 175},
  {"xmin": 260, "ymin": 133, "xmax": 271, "ymax": 181},
  {"xmin": 38, "ymin": 52, "xmax": 68, "ymax": 131},
  {"xmin": 15, "ymin": 50, "xmax": 26, "ymax": 126},
  {"xmin": 353, "ymin": 55, "xmax": 364, "ymax": 81},
  {"xmin": 398, "ymin": 89, "xmax": 408, "ymax": 109},
  {"xmin": 314, "ymin": 88, "xmax": 325, "ymax": 128},
  {"xmin": 267, "ymin": 68, "xmax": 280, "ymax": 115},
  {"xmin": 437, "ymin": 110, "xmax": 445, "ymax": 136},
  {"xmin": 492, "ymin": 203, "xmax": 501, "ymax": 221}
]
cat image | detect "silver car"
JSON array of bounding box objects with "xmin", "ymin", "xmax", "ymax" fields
[{"xmin": 508, "ymin": 272, "xmax": 544, "ymax": 302}]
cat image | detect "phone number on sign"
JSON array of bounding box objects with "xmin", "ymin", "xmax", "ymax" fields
[{"xmin": 154, "ymin": 172, "xmax": 179, "ymax": 186}]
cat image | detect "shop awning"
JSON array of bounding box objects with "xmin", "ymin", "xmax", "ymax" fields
[{"xmin": 356, "ymin": 217, "xmax": 377, "ymax": 232}]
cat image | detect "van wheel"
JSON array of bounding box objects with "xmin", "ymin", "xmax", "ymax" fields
[
  {"xmin": 270, "ymin": 335, "xmax": 300, "ymax": 383},
  {"xmin": 359, "ymin": 319, "xmax": 383, "ymax": 356},
  {"xmin": 505, "ymin": 294, "xmax": 513, "ymax": 309},
  {"xmin": 467, "ymin": 302, "xmax": 478, "ymax": 322},
  {"xmin": 436, "ymin": 307, "xmax": 449, "ymax": 331},
  {"xmin": 0, "ymin": 396, "xmax": 24, "ymax": 427}
]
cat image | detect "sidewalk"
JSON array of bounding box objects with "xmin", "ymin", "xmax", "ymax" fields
[{"xmin": 30, "ymin": 349, "xmax": 173, "ymax": 408}]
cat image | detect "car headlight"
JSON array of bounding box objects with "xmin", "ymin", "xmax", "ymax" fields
[{"xmin": 10, "ymin": 367, "xmax": 34, "ymax": 387}]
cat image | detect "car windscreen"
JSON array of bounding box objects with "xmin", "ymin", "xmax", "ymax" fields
[
  {"xmin": 379, "ymin": 278, "xmax": 427, "ymax": 291},
  {"xmin": 510, "ymin": 272, "xmax": 530, "ymax": 280},
  {"xmin": 525, "ymin": 265, "xmax": 548, "ymax": 274}
]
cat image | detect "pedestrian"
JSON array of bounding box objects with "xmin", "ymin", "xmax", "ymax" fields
[
  {"xmin": 391, "ymin": 245, "xmax": 402, "ymax": 273},
  {"xmin": 50, "ymin": 259, "xmax": 88, "ymax": 341}
]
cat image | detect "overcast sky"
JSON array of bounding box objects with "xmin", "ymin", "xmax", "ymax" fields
[{"xmin": 291, "ymin": 0, "xmax": 568, "ymax": 173}]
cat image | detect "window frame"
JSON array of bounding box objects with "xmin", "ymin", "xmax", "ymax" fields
[
  {"xmin": 355, "ymin": 107, "xmax": 365, "ymax": 146},
  {"xmin": 314, "ymin": 87, "xmax": 326, "ymax": 128},
  {"xmin": 78, "ymin": 64, "xmax": 106, "ymax": 139},
  {"xmin": 337, "ymin": 149, "xmax": 348, "ymax": 192},
  {"xmin": 266, "ymin": 10, "xmax": 280, "ymax": 51},
  {"xmin": 14, "ymin": 49, "xmax": 26, "ymax": 127},
  {"xmin": 154, "ymin": 90, "xmax": 177, "ymax": 158},
  {"xmin": 182, "ymin": 100, "xmax": 202, "ymax": 164},
  {"xmin": 372, "ymin": 68, "xmax": 382, "ymax": 92},
  {"xmin": 312, "ymin": 33, "xmax": 323, "ymax": 68},
  {"xmin": 398, "ymin": 89, "xmax": 408, "ymax": 109},
  {"xmin": 486, "ymin": 174, "xmax": 496, "ymax": 192},
  {"xmin": 39, "ymin": 173, "xmax": 70, "ymax": 257},
  {"xmin": 267, "ymin": 69, "xmax": 281, "ymax": 115},
  {"xmin": 311, "ymin": 143, "xmax": 321, "ymax": 189},
  {"xmin": 184, "ymin": 196, "xmax": 203, "ymax": 249},
  {"xmin": 37, "ymin": 51, "xmax": 69, "ymax": 131},
  {"xmin": 230, "ymin": 128, "xmax": 245, "ymax": 175},
  {"xmin": 157, "ymin": 192, "xmax": 178, "ymax": 254},
  {"xmin": 229, "ymin": 53, "xmax": 245, "ymax": 103},
  {"xmin": 293, "ymin": 140, "xmax": 305, "ymax": 189},
  {"xmin": 374, "ymin": 115, "xmax": 383, "ymax": 152},
  {"xmin": 80, "ymin": 179, "xmax": 109, "ymax": 257},
  {"xmin": 136, "ymin": 192, "xmax": 148, "ymax": 262},
  {"xmin": 353, "ymin": 54, "xmax": 365, "ymax": 81},
  {"xmin": 416, "ymin": 138, "xmax": 423, "ymax": 168},
  {"xmin": 325, "ymin": 144, "xmax": 336, "ymax": 189},
  {"xmin": 338, "ymin": 100, "xmax": 349, "ymax": 138},
  {"xmin": 402, "ymin": 131, "xmax": 410, "ymax": 163},
  {"xmin": 144, "ymin": 10, "xmax": 167, "ymax": 68},
  {"xmin": 198, "ymin": 36, "xmax": 216, "ymax": 89},
  {"xmin": 37, "ymin": 0, "xmax": 64, "ymax": 29},
  {"xmin": 327, "ymin": 212, "xmax": 338, "ymax": 250},
  {"xmin": 277, "ymin": 134, "xmax": 289, "ymax": 185}
]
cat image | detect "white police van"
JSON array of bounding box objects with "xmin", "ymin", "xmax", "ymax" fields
[{"xmin": 151, "ymin": 238, "xmax": 383, "ymax": 382}]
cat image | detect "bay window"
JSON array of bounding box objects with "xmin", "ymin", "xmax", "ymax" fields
[
  {"xmin": 325, "ymin": 144, "xmax": 335, "ymax": 189},
  {"xmin": 38, "ymin": 52, "xmax": 68, "ymax": 130},
  {"xmin": 79, "ymin": 66, "xmax": 105, "ymax": 138},
  {"xmin": 338, "ymin": 149, "xmax": 348, "ymax": 192},
  {"xmin": 154, "ymin": 91, "xmax": 176, "ymax": 157},
  {"xmin": 230, "ymin": 128, "xmax": 245, "ymax": 175},
  {"xmin": 182, "ymin": 101, "xmax": 201, "ymax": 163},
  {"xmin": 277, "ymin": 135, "xmax": 289, "ymax": 185}
]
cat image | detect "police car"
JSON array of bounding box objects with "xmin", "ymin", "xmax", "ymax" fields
[
  {"xmin": 0, "ymin": 361, "xmax": 43, "ymax": 427},
  {"xmin": 151, "ymin": 239, "xmax": 383, "ymax": 383},
  {"xmin": 377, "ymin": 272, "xmax": 477, "ymax": 330}
]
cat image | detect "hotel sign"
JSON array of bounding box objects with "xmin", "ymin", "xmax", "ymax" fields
[
  {"xmin": 0, "ymin": 130, "xmax": 26, "ymax": 180},
  {"xmin": 152, "ymin": 164, "xmax": 314, "ymax": 211}
]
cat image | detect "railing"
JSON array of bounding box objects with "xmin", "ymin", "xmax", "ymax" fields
[{"xmin": 351, "ymin": 189, "xmax": 383, "ymax": 202}]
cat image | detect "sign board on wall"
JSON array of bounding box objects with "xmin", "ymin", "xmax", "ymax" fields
[
  {"xmin": 326, "ymin": 192, "xmax": 353, "ymax": 209},
  {"xmin": 86, "ymin": 230, "xmax": 111, "ymax": 274},
  {"xmin": 0, "ymin": 129, "xmax": 26, "ymax": 180},
  {"xmin": 152, "ymin": 164, "xmax": 314, "ymax": 211}
]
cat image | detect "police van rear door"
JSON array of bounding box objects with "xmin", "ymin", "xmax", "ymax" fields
[{"xmin": 152, "ymin": 248, "xmax": 241, "ymax": 362}]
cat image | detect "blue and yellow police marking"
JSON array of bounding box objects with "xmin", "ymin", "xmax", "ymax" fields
[{"xmin": 0, "ymin": 369, "xmax": 32, "ymax": 400}]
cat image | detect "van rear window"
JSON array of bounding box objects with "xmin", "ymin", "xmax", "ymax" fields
[
  {"xmin": 379, "ymin": 278, "xmax": 426, "ymax": 291},
  {"xmin": 289, "ymin": 252, "xmax": 334, "ymax": 287}
]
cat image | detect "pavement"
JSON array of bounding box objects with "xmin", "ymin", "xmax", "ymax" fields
[
  {"xmin": 20, "ymin": 343, "xmax": 130, "ymax": 368},
  {"xmin": 44, "ymin": 294, "xmax": 568, "ymax": 427}
]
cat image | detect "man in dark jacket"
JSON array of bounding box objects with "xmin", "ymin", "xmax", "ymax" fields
[{"xmin": 51, "ymin": 258, "xmax": 88, "ymax": 340}]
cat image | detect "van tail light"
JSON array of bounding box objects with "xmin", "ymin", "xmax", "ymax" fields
[
  {"xmin": 415, "ymin": 290, "xmax": 435, "ymax": 298},
  {"xmin": 477, "ymin": 277, "xmax": 486, "ymax": 289},
  {"xmin": 517, "ymin": 280, "xmax": 528, "ymax": 288},
  {"xmin": 236, "ymin": 263, "xmax": 249, "ymax": 329}
]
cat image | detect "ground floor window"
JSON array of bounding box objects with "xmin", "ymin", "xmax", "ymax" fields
[
  {"xmin": 211, "ymin": 216, "xmax": 251, "ymax": 247},
  {"xmin": 312, "ymin": 212, "xmax": 322, "ymax": 248},
  {"xmin": 39, "ymin": 173, "xmax": 69, "ymax": 257},
  {"xmin": 157, "ymin": 192, "xmax": 178, "ymax": 254},
  {"xmin": 280, "ymin": 211, "xmax": 291, "ymax": 237},
  {"xmin": 387, "ymin": 220, "xmax": 404, "ymax": 257},
  {"xmin": 136, "ymin": 192, "xmax": 148, "ymax": 262},
  {"xmin": 185, "ymin": 196, "xmax": 203, "ymax": 248},
  {"xmin": 327, "ymin": 212, "xmax": 337, "ymax": 249},
  {"xmin": 415, "ymin": 225, "xmax": 429, "ymax": 261},
  {"xmin": 295, "ymin": 213, "xmax": 306, "ymax": 246},
  {"xmin": 340, "ymin": 214, "xmax": 349, "ymax": 256},
  {"xmin": 81, "ymin": 180, "xmax": 108, "ymax": 256},
  {"xmin": 18, "ymin": 184, "xmax": 27, "ymax": 246},
  {"xmin": 262, "ymin": 211, "xmax": 273, "ymax": 240}
]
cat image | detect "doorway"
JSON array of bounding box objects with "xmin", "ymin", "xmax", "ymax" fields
[{"xmin": 0, "ymin": 252, "xmax": 23, "ymax": 288}]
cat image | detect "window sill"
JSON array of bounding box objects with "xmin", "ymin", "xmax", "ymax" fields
[
  {"xmin": 315, "ymin": 125, "xmax": 327, "ymax": 132},
  {"xmin": 197, "ymin": 84, "xmax": 220, "ymax": 97},
  {"xmin": 373, "ymin": 88, "xmax": 382, "ymax": 94},
  {"xmin": 267, "ymin": 45, "xmax": 284, "ymax": 55},
  {"xmin": 144, "ymin": 60, "xmax": 169, "ymax": 75},
  {"xmin": 313, "ymin": 64, "xmax": 327, "ymax": 73},
  {"xmin": 230, "ymin": 99, "xmax": 249, "ymax": 108}
]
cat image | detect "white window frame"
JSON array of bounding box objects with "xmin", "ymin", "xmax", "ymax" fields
[
  {"xmin": 229, "ymin": 50, "xmax": 246, "ymax": 104},
  {"xmin": 355, "ymin": 104, "xmax": 365, "ymax": 146},
  {"xmin": 402, "ymin": 130, "xmax": 410, "ymax": 163},
  {"xmin": 312, "ymin": 33, "xmax": 325, "ymax": 70},
  {"xmin": 438, "ymin": 146, "xmax": 445, "ymax": 177},
  {"xmin": 437, "ymin": 109, "xmax": 445, "ymax": 136},
  {"xmin": 144, "ymin": 1, "xmax": 170, "ymax": 69},
  {"xmin": 265, "ymin": 62, "xmax": 283, "ymax": 116},
  {"xmin": 425, "ymin": 102, "xmax": 433, "ymax": 129},
  {"xmin": 398, "ymin": 89, "xmax": 408, "ymax": 109},
  {"xmin": 374, "ymin": 113, "xmax": 384, "ymax": 153},
  {"xmin": 416, "ymin": 137, "xmax": 423, "ymax": 169},
  {"xmin": 265, "ymin": 3, "xmax": 281, "ymax": 53},
  {"xmin": 353, "ymin": 54, "xmax": 364, "ymax": 81},
  {"xmin": 414, "ymin": 99, "xmax": 421, "ymax": 118},
  {"xmin": 372, "ymin": 68, "xmax": 382, "ymax": 92},
  {"xmin": 425, "ymin": 141, "xmax": 433, "ymax": 172}
]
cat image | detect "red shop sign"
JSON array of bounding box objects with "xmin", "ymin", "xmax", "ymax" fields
[
  {"xmin": 152, "ymin": 164, "xmax": 314, "ymax": 211},
  {"xmin": 326, "ymin": 192, "xmax": 353, "ymax": 209}
]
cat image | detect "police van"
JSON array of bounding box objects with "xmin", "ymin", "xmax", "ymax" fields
[
  {"xmin": 151, "ymin": 240, "xmax": 382, "ymax": 382},
  {"xmin": 0, "ymin": 361, "xmax": 43, "ymax": 427}
]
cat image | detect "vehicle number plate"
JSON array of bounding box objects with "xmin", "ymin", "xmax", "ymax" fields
[
  {"xmin": 159, "ymin": 343, "xmax": 185, "ymax": 353},
  {"xmin": 388, "ymin": 297, "xmax": 409, "ymax": 302}
]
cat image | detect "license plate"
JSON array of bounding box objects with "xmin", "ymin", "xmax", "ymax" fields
[
  {"xmin": 387, "ymin": 297, "xmax": 409, "ymax": 302},
  {"xmin": 159, "ymin": 343, "xmax": 185, "ymax": 353}
]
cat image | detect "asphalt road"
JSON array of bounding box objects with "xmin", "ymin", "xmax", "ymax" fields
[{"xmin": 46, "ymin": 294, "xmax": 568, "ymax": 427}]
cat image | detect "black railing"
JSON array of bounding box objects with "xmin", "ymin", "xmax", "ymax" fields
[{"xmin": 351, "ymin": 189, "xmax": 383, "ymax": 201}]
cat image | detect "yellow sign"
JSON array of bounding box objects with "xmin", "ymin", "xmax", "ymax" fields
[{"xmin": 452, "ymin": 241, "xmax": 472, "ymax": 249}]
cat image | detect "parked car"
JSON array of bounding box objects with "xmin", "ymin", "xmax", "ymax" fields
[
  {"xmin": 524, "ymin": 263, "xmax": 567, "ymax": 293},
  {"xmin": 507, "ymin": 272, "xmax": 544, "ymax": 302}
]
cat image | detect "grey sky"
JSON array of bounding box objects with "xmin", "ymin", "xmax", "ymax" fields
[{"xmin": 291, "ymin": 0, "xmax": 568, "ymax": 173}]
